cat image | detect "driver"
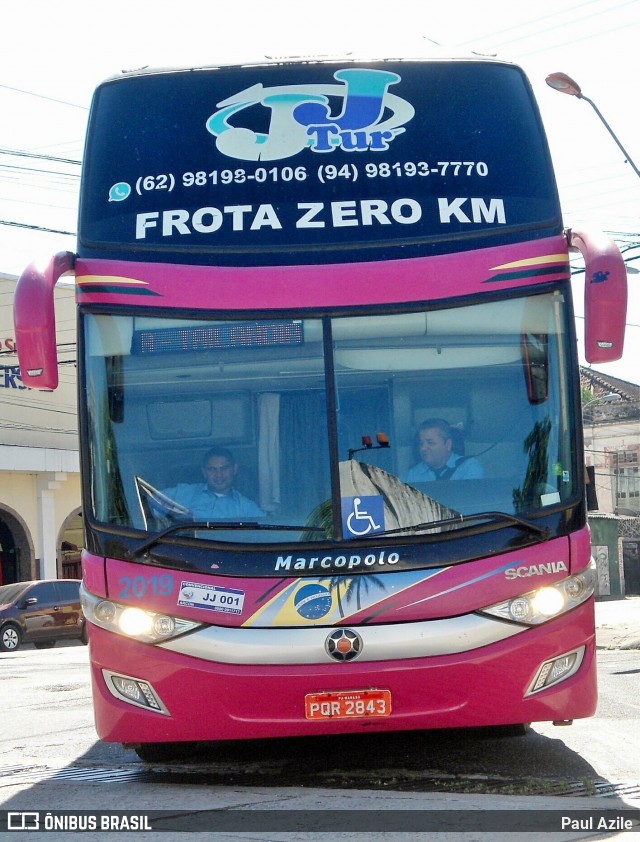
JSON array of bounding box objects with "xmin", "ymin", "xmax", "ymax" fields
[
  {"xmin": 403, "ymin": 418, "xmax": 484, "ymax": 483},
  {"xmin": 161, "ymin": 447, "xmax": 264, "ymax": 519}
]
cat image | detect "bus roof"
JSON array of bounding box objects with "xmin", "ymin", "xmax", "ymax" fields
[{"xmin": 102, "ymin": 46, "xmax": 515, "ymax": 86}]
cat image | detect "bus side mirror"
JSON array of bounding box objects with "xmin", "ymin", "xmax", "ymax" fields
[
  {"xmin": 569, "ymin": 229, "xmax": 627, "ymax": 363},
  {"xmin": 13, "ymin": 251, "xmax": 75, "ymax": 390}
]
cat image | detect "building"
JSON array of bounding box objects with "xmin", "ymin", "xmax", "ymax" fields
[
  {"xmin": 581, "ymin": 368, "xmax": 640, "ymax": 516},
  {"xmin": 0, "ymin": 271, "xmax": 81, "ymax": 585},
  {"xmin": 581, "ymin": 367, "xmax": 640, "ymax": 597}
]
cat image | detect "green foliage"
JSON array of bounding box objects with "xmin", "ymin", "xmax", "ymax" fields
[{"xmin": 581, "ymin": 387, "xmax": 594, "ymax": 405}]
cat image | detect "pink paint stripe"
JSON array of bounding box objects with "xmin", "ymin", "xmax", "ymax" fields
[{"xmin": 76, "ymin": 236, "xmax": 569, "ymax": 309}]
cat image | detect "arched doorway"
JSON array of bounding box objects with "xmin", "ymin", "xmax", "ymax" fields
[
  {"xmin": 58, "ymin": 509, "xmax": 84, "ymax": 579},
  {"xmin": 0, "ymin": 508, "xmax": 34, "ymax": 584}
]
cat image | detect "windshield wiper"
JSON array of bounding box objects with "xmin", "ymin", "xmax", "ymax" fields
[
  {"xmin": 129, "ymin": 520, "xmax": 325, "ymax": 558},
  {"xmin": 130, "ymin": 510, "xmax": 547, "ymax": 557},
  {"xmin": 372, "ymin": 511, "xmax": 550, "ymax": 539}
]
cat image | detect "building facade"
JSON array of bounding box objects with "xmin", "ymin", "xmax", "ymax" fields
[
  {"xmin": 581, "ymin": 369, "xmax": 640, "ymax": 517},
  {"xmin": 0, "ymin": 272, "xmax": 81, "ymax": 584},
  {"xmin": 581, "ymin": 368, "xmax": 640, "ymax": 597}
]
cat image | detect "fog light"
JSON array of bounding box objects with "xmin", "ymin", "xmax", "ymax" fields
[
  {"xmin": 103, "ymin": 669, "xmax": 169, "ymax": 714},
  {"xmin": 527, "ymin": 647, "xmax": 584, "ymax": 695},
  {"xmin": 549, "ymin": 654, "xmax": 577, "ymax": 682},
  {"xmin": 112, "ymin": 676, "xmax": 143, "ymax": 703}
]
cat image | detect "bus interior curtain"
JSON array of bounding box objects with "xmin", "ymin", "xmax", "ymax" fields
[{"xmin": 258, "ymin": 393, "xmax": 281, "ymax": 514}]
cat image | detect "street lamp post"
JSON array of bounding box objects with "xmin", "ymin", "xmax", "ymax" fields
[
  {"xmin": 545, "ymin": 72, "xmax": 640, "ymax": 180},
  {"xmin": 582, "ymin": 392, "xmax": 622, "ymax": 420}
]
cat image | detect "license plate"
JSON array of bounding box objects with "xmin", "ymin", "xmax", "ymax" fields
[{"xmin": 305, "ymin": 689, "xmax": 392, "ymax": 720}]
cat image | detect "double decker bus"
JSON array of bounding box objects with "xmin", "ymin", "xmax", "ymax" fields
[{"xmin": 14, "ymin": 51, "xmax": 627, "ymax": 760}]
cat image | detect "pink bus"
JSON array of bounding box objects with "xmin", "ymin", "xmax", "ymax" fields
[{"xmin": 14, "ymin": 53, "xmax": 627, "ymax": 761}]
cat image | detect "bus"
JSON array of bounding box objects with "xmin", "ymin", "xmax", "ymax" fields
[{"xmin": 14, "ymin": 51, "xmax": 627, "ymax": 760}]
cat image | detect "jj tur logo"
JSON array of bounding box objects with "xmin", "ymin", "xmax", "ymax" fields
[{"xmin": 206, "ymin": 68, "xmax": 415, "ymax": 162}]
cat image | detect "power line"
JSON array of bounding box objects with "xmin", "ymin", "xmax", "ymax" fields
[
  {"xmin": 517, "ymin": 14, "xmax": 640, "ymax": 58},
  {"xmin": 463, "ymin": 0, "xmax": 639, "ymax": 50},
  {"xmin": 0, "ymin": 219, "xmax": 75, "ymax": 235},
  {"xmin": 0, "ymin": 147, "xmax": 81, "ymax": 166},
  {"xmin": 0, "ymin": 163, "xmax": 80, "ymax": 180},
  {"xmin": 454, "ymin": 0, "xmax": 613, "ymax": 45},
  {"xmin": 0, "ymin": 83, "xmax": 87, "ymax": 110}
]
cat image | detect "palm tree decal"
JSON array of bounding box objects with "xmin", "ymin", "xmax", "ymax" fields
[{"xmin": 327, "ymin": 574, "xmax": 387, "ymax": 617}]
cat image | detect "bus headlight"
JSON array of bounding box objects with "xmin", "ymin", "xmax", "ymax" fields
[
  {"xmin": 531, "ymin": 586, "xmax": 565, "ymax": 617},
  {"xmin": 478, "ymin": 559, "xmax": 596, "ymax": 626},
  {"xmin": 80, "ymin": 584, "xmax": 201, "ymax": 644},
  {"xmin": 119, "ymin": 606, "xmax": 157, "ymax": 637}
]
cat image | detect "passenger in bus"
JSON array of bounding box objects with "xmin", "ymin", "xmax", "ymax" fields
[
  {"xmin": 403, "ymin": 418, "xmax": 484, "ymax": 483},
  {"xmin": 161, "ymin": 447, "xmax": 264, "ymax": 520}
]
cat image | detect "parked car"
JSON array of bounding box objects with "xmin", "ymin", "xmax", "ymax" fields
[{"xmin": 0, "ymin": 579, "xmax": 86, "ymax": 652}]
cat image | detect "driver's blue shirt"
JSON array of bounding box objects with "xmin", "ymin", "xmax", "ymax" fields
[
  {"xmin": 403, "ymin": 454, "xmax": 484, "ymax": 483},
  {"xmin": 160, "ymin": 483, "xmax": 264, "ymax": 520}
]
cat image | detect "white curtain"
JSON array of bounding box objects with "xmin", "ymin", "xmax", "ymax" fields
[{"xmin": 258, "ymin": 393, "xmax": 280, "ymax": 514}]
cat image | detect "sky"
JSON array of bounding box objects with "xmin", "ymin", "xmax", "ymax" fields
[{"xmin": 1, "ymin": 0, "xmax": 639, "ymax": 384}]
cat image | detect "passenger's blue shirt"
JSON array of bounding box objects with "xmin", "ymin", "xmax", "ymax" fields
[
  {"xmin": 403, "ymin": 454, "xmax": 484, "ymax": 484},
  {"xmin": 161, "ymin": 483, "xmax": 264, "ymax": 520}
]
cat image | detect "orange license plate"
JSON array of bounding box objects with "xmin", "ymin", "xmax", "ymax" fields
[{"xmin": 305, "ymin": 689, "xmax": 392, "ymax": 720}]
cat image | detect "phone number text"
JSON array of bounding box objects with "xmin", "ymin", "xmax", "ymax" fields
[{"xmin": 135, "ymin": 161, "xmax": 489, "ymax": 193}]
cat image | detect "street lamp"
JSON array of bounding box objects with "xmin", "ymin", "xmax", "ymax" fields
[
  {"xmin": 545, "ymin": 72, "xmax": 640, "ymax": 180},
  {"xmin": 582, "ymin": 392, "xmax": 621, "ymax": 420}
]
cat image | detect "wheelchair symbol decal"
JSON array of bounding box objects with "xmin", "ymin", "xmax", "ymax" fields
[{"xmin": 342, "ymin": 496, "xmax": 385, "ymax": 538}]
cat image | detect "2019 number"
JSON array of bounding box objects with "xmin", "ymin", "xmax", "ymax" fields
[{"xmin": 118, "ymin": 574, "xmax": 173, "ymax": 599}]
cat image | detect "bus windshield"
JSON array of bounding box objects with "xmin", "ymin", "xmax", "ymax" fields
[{"xmin": 84, "ymin": 288, "xmax": 577, "ymax": 546}]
